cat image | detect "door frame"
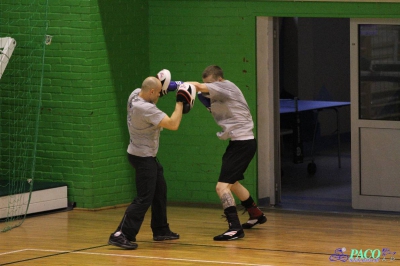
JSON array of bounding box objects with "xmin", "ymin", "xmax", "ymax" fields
[
  {"xmin": 258, "ymin": 16, "xmax": 400, "ymax": 212},
  {"xmin": 256, "ymin": 17, "xmax": 281, "ymax": 206}
]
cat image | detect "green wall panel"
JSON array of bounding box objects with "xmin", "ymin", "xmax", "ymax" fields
[
  {"xmin": 149, "ymin": 0, "xmax": 400, "ymax": 206},
  {"xmin": 33, "ymin": 0, "xmax": 149, "ymax": 208},
  {"xmin": 3, "ymin": 0, "xmax": 399, "ymax": 209}
]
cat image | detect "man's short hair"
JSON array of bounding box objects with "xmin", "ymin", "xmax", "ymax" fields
[{"xmin": 202, "ymin": 65, "xmax": 224, "ymax": 80}]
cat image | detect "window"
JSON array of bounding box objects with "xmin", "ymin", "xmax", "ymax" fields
[{"xmin": 359, "ymin": 24, "xmax": 400, "ymax": 120}]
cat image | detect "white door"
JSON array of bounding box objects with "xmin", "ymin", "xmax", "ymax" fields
[
  {"xmin": 350, "ymin": 19, "xmax": 400, "ymax": 212},
  {"xmin": 256, "ymin": 17, "xmax": 281, "ymax": 206}
]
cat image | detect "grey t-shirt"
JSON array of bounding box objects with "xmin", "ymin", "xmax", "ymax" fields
[
  {"xmin": 206, "ymin": 80, "xmax": 254, "ymax": 140},
  {"xmin": 126, "ymin": 89, "xmax": 166, "ymax": 157}
]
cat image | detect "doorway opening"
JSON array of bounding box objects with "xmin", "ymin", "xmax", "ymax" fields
[{"xmin": 276, "ymin": 17, "xmax": 352, "ymax": 212}]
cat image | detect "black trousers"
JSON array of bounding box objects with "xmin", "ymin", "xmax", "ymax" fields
[{"xmin": 117, "ymin": 154, "xmax": 170, "ymax": 241}]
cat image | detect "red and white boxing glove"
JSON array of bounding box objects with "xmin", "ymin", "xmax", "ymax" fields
[{"xmin": 176, "ymin": 83, "xmax": 196, "ymax": 114}]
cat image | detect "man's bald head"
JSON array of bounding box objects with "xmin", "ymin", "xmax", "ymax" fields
[
  {"xmin": 139, "ymin": 76, "xmax": 162, "ymax": 104},
  {"xmin": 141, "ymin": 76, "xmax": 161, "ymax": 92}
]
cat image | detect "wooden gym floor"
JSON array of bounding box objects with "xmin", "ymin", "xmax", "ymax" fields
[{"xmin": 1, "ymin": 205, "xmax": 399, "ymax": 265}]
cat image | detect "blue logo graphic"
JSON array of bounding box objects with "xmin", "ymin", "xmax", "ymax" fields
[{"xmin": 329, "ymin": 248, "xmax": 349, "ymax": 262}]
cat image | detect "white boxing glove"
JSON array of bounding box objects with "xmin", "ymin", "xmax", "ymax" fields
[{"xmin": 156, "ymin": 69, "xmax": 171, "ymax": 97}]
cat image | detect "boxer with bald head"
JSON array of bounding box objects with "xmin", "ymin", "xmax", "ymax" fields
[{"xmin": 108, "ymin": 75, "xmax": 185, "ymax": 250}]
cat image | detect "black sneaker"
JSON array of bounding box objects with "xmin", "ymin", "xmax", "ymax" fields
[
  {"xmin": 153, "ymin": 231, "xmax": 180, "ymax": 241},
  {"xmin": 242, "ymin": 214, "xmax": 267, "ymax": 229},
  {"xmin": 108, "ymin": 232, "xmax": 138, "ymax": 250},
  {"xmin": 213, "ymin": 229, "xmax": 244, "ymax": 241}
]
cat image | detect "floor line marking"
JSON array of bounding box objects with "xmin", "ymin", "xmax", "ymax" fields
[
  {"xmin": 0, "ymin": 249, "xmax": 28, "ymax": 256},
  {"xmin": 12, "ymin": 248, "xmax": 274, "ymax": 266}
]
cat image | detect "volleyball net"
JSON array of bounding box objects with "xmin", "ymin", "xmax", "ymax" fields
[{"xmin": 0, "ymin": 0, "xmax": 49, "ymax": 232}]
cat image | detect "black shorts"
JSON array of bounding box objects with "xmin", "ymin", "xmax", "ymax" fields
[{"xmin": 219, "ymin": 139, "xmax": 257, "ymax": 184}]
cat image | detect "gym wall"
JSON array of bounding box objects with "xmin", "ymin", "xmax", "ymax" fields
[
  {"xmin": 32, "ymin": 0, "xmax": 150, "ymax": 208},
  {"xmin": 5, "ymin": 0, "xmax": 399, "ymax": 209}
]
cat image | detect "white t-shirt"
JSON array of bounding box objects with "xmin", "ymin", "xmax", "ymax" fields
[
  {"xmin": 206, "ymin": 80, "xmax": 254, "ymax": 140},
  {"xmin": 126, "ymin": 89, "xmax": 166, "ymax": 157}
]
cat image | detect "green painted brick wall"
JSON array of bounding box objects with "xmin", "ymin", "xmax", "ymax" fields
[
  {"xmin": 2, "ymin": 0, "xmax": 400, "ymax": 209},
  {"xmin": 34, "ymin": 0, "xmax": 150, "ymax": 208},
  {"xmin": 0, "ymin": 1, "xmax": 49, "ymax": 185},
  {"xmin": 149, "ymin": 1, "xmax": 258, "ymax": 205},
  {"xmin": 148, "ymin": 0, "xmax": 400, "ymax": 206}
]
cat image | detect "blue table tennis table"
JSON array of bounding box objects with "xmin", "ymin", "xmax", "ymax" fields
[{"xmin": 280, "ymin": 98, "xmax": 350, "ymax": 174}]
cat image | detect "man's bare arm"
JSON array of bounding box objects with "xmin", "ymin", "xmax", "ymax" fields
[{"xmin": 158, "ymin": 102, "xmax": 183, "ymax": 130}]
